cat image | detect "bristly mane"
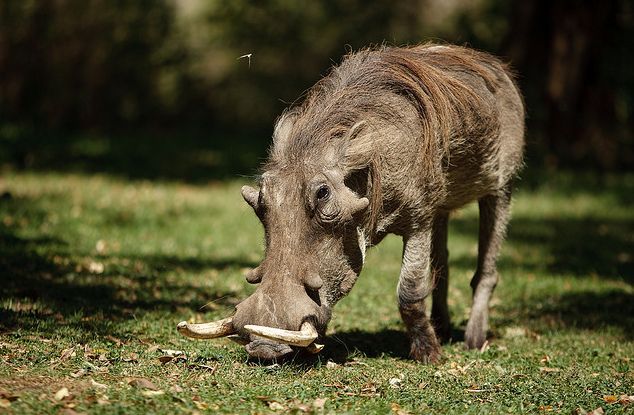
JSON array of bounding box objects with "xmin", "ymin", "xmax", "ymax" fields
[{"xmin": 266, "ymin": 43, "xmax": 513, "ymax": 233}]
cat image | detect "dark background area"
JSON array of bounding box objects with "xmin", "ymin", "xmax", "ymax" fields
[{"xmin": 1, "ymin": 0, "xmax": 632, "ymax": 181}]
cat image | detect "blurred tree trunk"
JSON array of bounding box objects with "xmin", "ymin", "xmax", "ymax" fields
[{"xmin": 502, "ymin": 0, "xmax": 621, "ymax": 169}]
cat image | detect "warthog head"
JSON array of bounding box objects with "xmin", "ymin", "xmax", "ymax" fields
[{"xmin": 178, "ymin": 116, "xmax": 376, "ymax": 359}]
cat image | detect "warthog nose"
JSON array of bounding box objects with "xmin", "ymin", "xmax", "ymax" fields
[{"xmin": 245, "ymin": 339, "xmax": 293, "ymax": 360}]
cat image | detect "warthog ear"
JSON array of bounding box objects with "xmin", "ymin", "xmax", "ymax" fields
[
  {"xmin": 341, "ymin": 185, "xmax": 370, "ymax": 217},
  {"xmin": 272, "ymin": 110, "xmax": 297, "ymax": 152},
  {"xmin": 241, "ymin": 185, "xmax": 260, "ymax": 210}
]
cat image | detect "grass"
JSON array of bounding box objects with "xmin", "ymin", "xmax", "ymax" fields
[{"xmin": 0, "ymin": 168, "xmax": 632, "ymax": 414}]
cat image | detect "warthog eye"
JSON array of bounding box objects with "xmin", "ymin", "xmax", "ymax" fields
[{"xmin": 316, "ymin": 185, "xmax": 330, "ymax": 201}]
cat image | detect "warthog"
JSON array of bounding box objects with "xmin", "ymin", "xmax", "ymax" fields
[{"xmin": 178, "ymin": 43, "xmax": 525, "ymax": 363}]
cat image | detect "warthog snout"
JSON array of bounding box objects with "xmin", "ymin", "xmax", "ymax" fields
[
  {"xmin": 178, "ymin": 268, "xmax": 331, "ymax": 359},
  {"xmin": 230, "ymin": 277, "xmax": 327, "ymax": 358}
]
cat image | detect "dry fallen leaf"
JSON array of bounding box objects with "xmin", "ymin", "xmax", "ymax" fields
[
  {"xmin": 159, "ymin": 355, "xmax": 188, "ymax": 364},
  {"xmin": 447, "ymin": 368, "xmax": 462, "ymax": 377},
  {"xmin": 54, "ymin": 387, "xmax": 70, "ymax": 401},
  {"xmin": 389, "ymin": 378, "xmax": 402, "ymax": 389},
  {"xmin": 194, "ymin": 400, "xmax": 208, "ymax": 410},
  {"xmin": 158, "ymin": 349, "xmax": 186, "ymax": 364},
  {"xmin": 287, "ymin": 400, "xmax": 311, "ymax": 413},
  {"xmin": 127, "ymin": 378, "xmax": 158, "ymax": 391},
  {"xmin": 59, "ymin": 347, "xmax": 77, "ymax": 362},
  {"xmin": 391, "ymin": 402, "xmax": 411, "ymax": 415},
  {"xmin": 70, "ymin": 369, "xmax": 86, "ymax": 378},
  {"xmin": 95, "ymin": 240, "xmax": 107, "ymax": 254},
  {"xmin": 96, "ymin": 395, "xmax": 110, "ymax": 405},
  {"xmin": 619, "ymin": 395, "xmax": 633, "ymax": 405},
  {"xmin": 603, "ymin": 395, "xmax": 618, "ymax": 404},
  {"xmin": 539, "ymin": 367, "xmax": 561, "ymax": 374},
  {"xmin": 122, "ymin": 353, "xmax": 138, "ymax": 363},
  {"xmin": 574, "ymin": 407, "xmax": 604, "ymax": 415},
  {"xmin": 188, "ymin": 363, "xmax": 217, "ymax": 373},
  {"xmin": 158, "ymin": 356, "xmax": 174, "ymax": 364},
  {"xmin": 141, "ymin": 390, "xmax": 165, "ymax": 397},
  {"xmin": 466, "ymin": 387, "xmax": 487, "ymax": 393},
  {"xmin": 256, "ymin": 395, "xmax": 286, "ymax": 412},
  {"xmin": 159, "ymin": 349, "xmax": 184, "ymax": 357},
  {"xmin": 0, "ymin": 399, "xmax": 11, "ymax": 408},
  {"xmin": 360, "ymin": 383, "xmax": 379, "ymax": 397},
  {"xmin": 313, "ymin": 397, "xmax": 327, "ymax": 410},
  {"xmin": 268, "ymin": 401, "xmax": 285, "ymax": 411},
  {"xmin": 88, "ymin": 261, "xmax": 105, "ymax": 274},
  {"xmin": 344, "ymin": 359, "xmax": 368, "ymax": 367},
  {"xmin": 90, "ymin": 379, "xmax": 107, "ymax": 390}
]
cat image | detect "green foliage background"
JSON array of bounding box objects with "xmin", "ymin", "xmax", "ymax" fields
[{"xmin": 1, "ymin": 0, "xmax": 633, "ymax": 174}]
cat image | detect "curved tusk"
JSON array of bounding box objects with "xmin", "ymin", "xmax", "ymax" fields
[
  {"xmin": 177, "ymin": 317, "xmax": 236, "ymax": 339},
  {"xmin": 243, "ymin": 321, "xmax": 318, "ymax": 347},
  {"xmin": 306, "ymin": 343, "xmax": 325, "ymax": 354}
]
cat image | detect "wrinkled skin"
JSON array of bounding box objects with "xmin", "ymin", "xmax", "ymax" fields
[{"xmin": 232, "ymin": 168, "xmax": 369, "ymax": 359}]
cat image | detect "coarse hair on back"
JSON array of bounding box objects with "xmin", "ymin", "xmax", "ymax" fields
[
  {"xmin": 269, "ymin": 43, "xmax": 510, "ymax": 164},
  {"xmin": 266, "ymin": 42, "xmax": 516, "ymax": 231}
]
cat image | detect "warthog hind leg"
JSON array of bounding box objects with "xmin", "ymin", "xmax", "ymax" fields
[
  {"xmin": 465, "ymin": 184, "xmax": 512, "ymax": 349},
  {"xmin": 398, "ymin": 227, "xmax": 441, "ymax": 363},
  {"xmin": 431, "ymin": 212, "xmax": 451, "ymax": 343}
]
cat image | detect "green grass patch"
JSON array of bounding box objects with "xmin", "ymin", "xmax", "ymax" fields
[{"xmin": 0, "ymin": 171, "xmax": 632, "ymax": 414}]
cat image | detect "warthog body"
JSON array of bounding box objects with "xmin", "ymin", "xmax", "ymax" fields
[{"xmin": 179, "ymin": 43, "xmax": 524, "ymax": 362}]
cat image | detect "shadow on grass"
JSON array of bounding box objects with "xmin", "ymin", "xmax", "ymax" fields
[
  {"xmin": 498, "ymin": 289, "xmax": 634, "ymax": 340},
  {"xmin": 325, "ymin": 329, "xmax": 410, "ymax": 361},
  {"xmin": 321, "ymin": 326, "xmax": 467, "ymax": 363},
  {"xmin": 303, "ymin": 288, "xmax": 633, "ymax": 364},
  {"xmin": 0, "ymin": 195, "xmax": 252, "ymax": 341},
  {"xmin": 449, "ymin": 216, "xmax": 633, "ymax": 283},
  {"xmin": 241, "ymin": 329, "xmax": 412, "ymax": 367},
  {"xmin": 448, "ymin": 211, "xmax": 633, "ymax": 342}
]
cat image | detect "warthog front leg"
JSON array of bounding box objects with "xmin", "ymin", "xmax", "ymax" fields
[
  {"xmin": 398, "ymin": 226, "xmax": 441, "ymax": 363},
  {"xmin": 465, "ymin": 185, "xmax": 512, "ymax": 349},
  {"xmin": 431, "ymin": 212, "xmax": 451, "ymax": 343}
]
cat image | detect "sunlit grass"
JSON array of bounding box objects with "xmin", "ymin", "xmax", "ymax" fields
[{"xmin": 0, "ymin": 171, "xmax": 632, "ymax": 414}]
